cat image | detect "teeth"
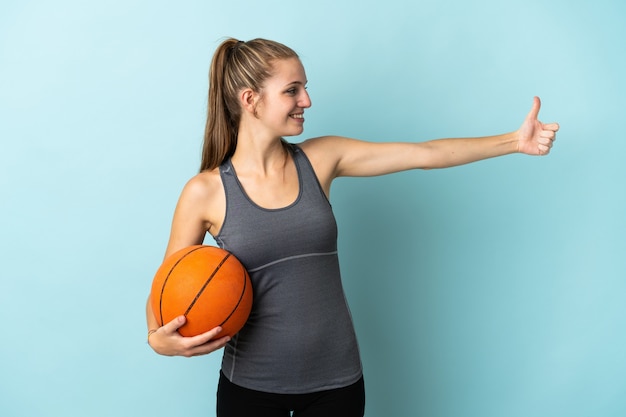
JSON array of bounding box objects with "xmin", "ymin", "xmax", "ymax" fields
[{"xmin": 291, "ymin": 113, "xmax": 303, "ymax": 119}]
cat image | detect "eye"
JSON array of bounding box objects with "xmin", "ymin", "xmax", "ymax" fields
[{"xmin": 285, "ymin": 85, "xmax": 307, "ymax": 96}]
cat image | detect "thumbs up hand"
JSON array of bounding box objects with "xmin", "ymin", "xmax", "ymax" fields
[{"xmin": 517, "ymin": 96, "xmax": 560, "ymax": 156}]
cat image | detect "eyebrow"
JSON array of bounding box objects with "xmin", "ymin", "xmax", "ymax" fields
[{"xmin": 285, "ymin": 80, "xmax": 308, "ymax": 87}]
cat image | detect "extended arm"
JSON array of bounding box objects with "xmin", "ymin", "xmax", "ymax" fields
[{"xmin": 301, "ymin": 97, "xmax": 559, "ymax": 184}]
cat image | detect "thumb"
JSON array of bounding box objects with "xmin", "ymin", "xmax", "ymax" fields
[{"xmin": 526, "ymin": 96, "xmax": 541, "ymax": 121}]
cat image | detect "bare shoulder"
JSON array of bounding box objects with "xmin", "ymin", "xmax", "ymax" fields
[
  {"xmin": 174, "ymin": 167, "xmax": 226, "ymax": 238},
  {"xmin": 299, "ymin": 135, "xmax": 357, "ymax": 169},
  {"xmin": 182, "ymin": 168, "xmax": 223, "ymax": 201},
  {"xmin": 297, "ymin": 136, "xmax": 348, "ymax": 189},
  {"xmin": 299, "ymin": 135, "xmax": 385, "ymax": 179}
]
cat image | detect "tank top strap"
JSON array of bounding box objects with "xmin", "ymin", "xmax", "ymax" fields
[
  {"xmin": 290, "ymin": 143, "xmax": 330, "ymax": 204},
  {"xmin": 218, "ymin": 156, "xmax": 238, "ymax": 196}
]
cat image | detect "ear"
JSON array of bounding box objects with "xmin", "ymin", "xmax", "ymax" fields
[{"xmin": 239, "ymin": 88, "xmax": 260, "ymax": 115}]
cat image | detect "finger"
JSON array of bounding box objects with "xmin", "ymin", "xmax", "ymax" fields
[
  {"xmin": 526, "ymin": 96, "xmax": 541, "ymax": 121},
  {"xmin": 179, "ymin": 326, "xmax": 228, "ymax": 352},
  {"xmin": 186, "ymin": 336, "xmax": 231, "ymax": 357},
  {"xmin": 542, "ymin": 122, "xmax": 560, "ymax": 132},
  {"xmin": 538, "ymin": 143, "xmax": 551, "ymax": 155},
  {"xmin": 162, "ymin": 315, "xmax": 187, "ymax": 334},
  {"xmin": 537, "ymin": 136, "xmax": 554, "ymax": 147},
  {"xmin": 178, "ymin": 327, "xmax": 230, "ymax": 357},
  {"xmin": 187, "ymin": 326, "xmax": 226, "ymax": 345}
]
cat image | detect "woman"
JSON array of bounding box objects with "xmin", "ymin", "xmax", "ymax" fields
[{"xmin": 146, "ymin": 38, "xmax": 559, "ymax": 416}]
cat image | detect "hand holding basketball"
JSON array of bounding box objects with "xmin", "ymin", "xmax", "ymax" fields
[
  {"xmin": 147, "ymin": 315, "xmax": 230, "ymax": 357},
  {"xmin": 147, "ymin": 245, "xmax": 253, "ymax": 357}
]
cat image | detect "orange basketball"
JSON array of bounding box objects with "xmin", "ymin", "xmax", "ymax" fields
[{"xmin": 150, "ymin": 245, "xmax": 253, "ymax": 338}]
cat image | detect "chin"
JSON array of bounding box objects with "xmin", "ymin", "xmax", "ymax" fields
[{"xmin": 283, "ymin": 128, "xmax": 305, "ymax": 138}]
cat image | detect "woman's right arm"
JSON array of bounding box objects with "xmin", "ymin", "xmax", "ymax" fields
[{"xmin": 146, "ymin": 171, "xmax": 230, "ymax": 357}]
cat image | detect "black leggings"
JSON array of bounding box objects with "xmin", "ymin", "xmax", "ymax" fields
[{"xmin": 216, "ymin": 372, "xmax": 365, "ymax": 417}]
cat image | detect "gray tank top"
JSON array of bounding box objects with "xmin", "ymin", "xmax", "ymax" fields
[{"xmin": 214, "ymin": 144, "xmax": 362, "ymax": 394}]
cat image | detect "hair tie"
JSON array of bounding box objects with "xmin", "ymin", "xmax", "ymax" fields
[{"xmin": 229, "ymin": 40, "xmax": 244, "ymax": 57}]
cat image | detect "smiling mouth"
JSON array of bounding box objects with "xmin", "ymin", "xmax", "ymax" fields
[{"xmin": 290, "ymin": 113, "xmax": 304, "ymax": 119}]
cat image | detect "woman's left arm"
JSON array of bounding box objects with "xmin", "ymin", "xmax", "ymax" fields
[{"xmin": 302, "ymin": 96, "xmax": 559, "ymax": 180}]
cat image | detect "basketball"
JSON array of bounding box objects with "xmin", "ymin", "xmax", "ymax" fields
[{"xmin": 150, "ymin": 245, "xmax": 253, "ymax": 338}]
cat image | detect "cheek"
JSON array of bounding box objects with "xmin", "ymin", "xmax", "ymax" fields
[{"xmin": 256, "ymin": 95, "xmax": 293, "ymax": 121}]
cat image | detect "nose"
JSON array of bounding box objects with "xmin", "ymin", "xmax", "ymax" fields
[{"xmin": 299, "ymin": 89, "xmax": 312, "ymax": 108}]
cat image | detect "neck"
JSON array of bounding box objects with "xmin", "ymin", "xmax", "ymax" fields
[{"xmin": 231, "ymin": 129, "xmax": 288, "ymax": 177}]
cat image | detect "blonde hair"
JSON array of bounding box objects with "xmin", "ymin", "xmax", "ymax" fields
[{"xmin": 200, "ymin": 38, "xmax": 299, "ymax": 172}]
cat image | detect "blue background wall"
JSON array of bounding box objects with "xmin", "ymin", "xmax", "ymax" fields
[{"xmin": 1, "ymin": 1, "xmax": 625, "ymax": 416}]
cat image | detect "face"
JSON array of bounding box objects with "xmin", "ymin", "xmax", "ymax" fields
[{"xmin": 254, "ymin": 57, "xmax": 312, "ymax": 138}]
